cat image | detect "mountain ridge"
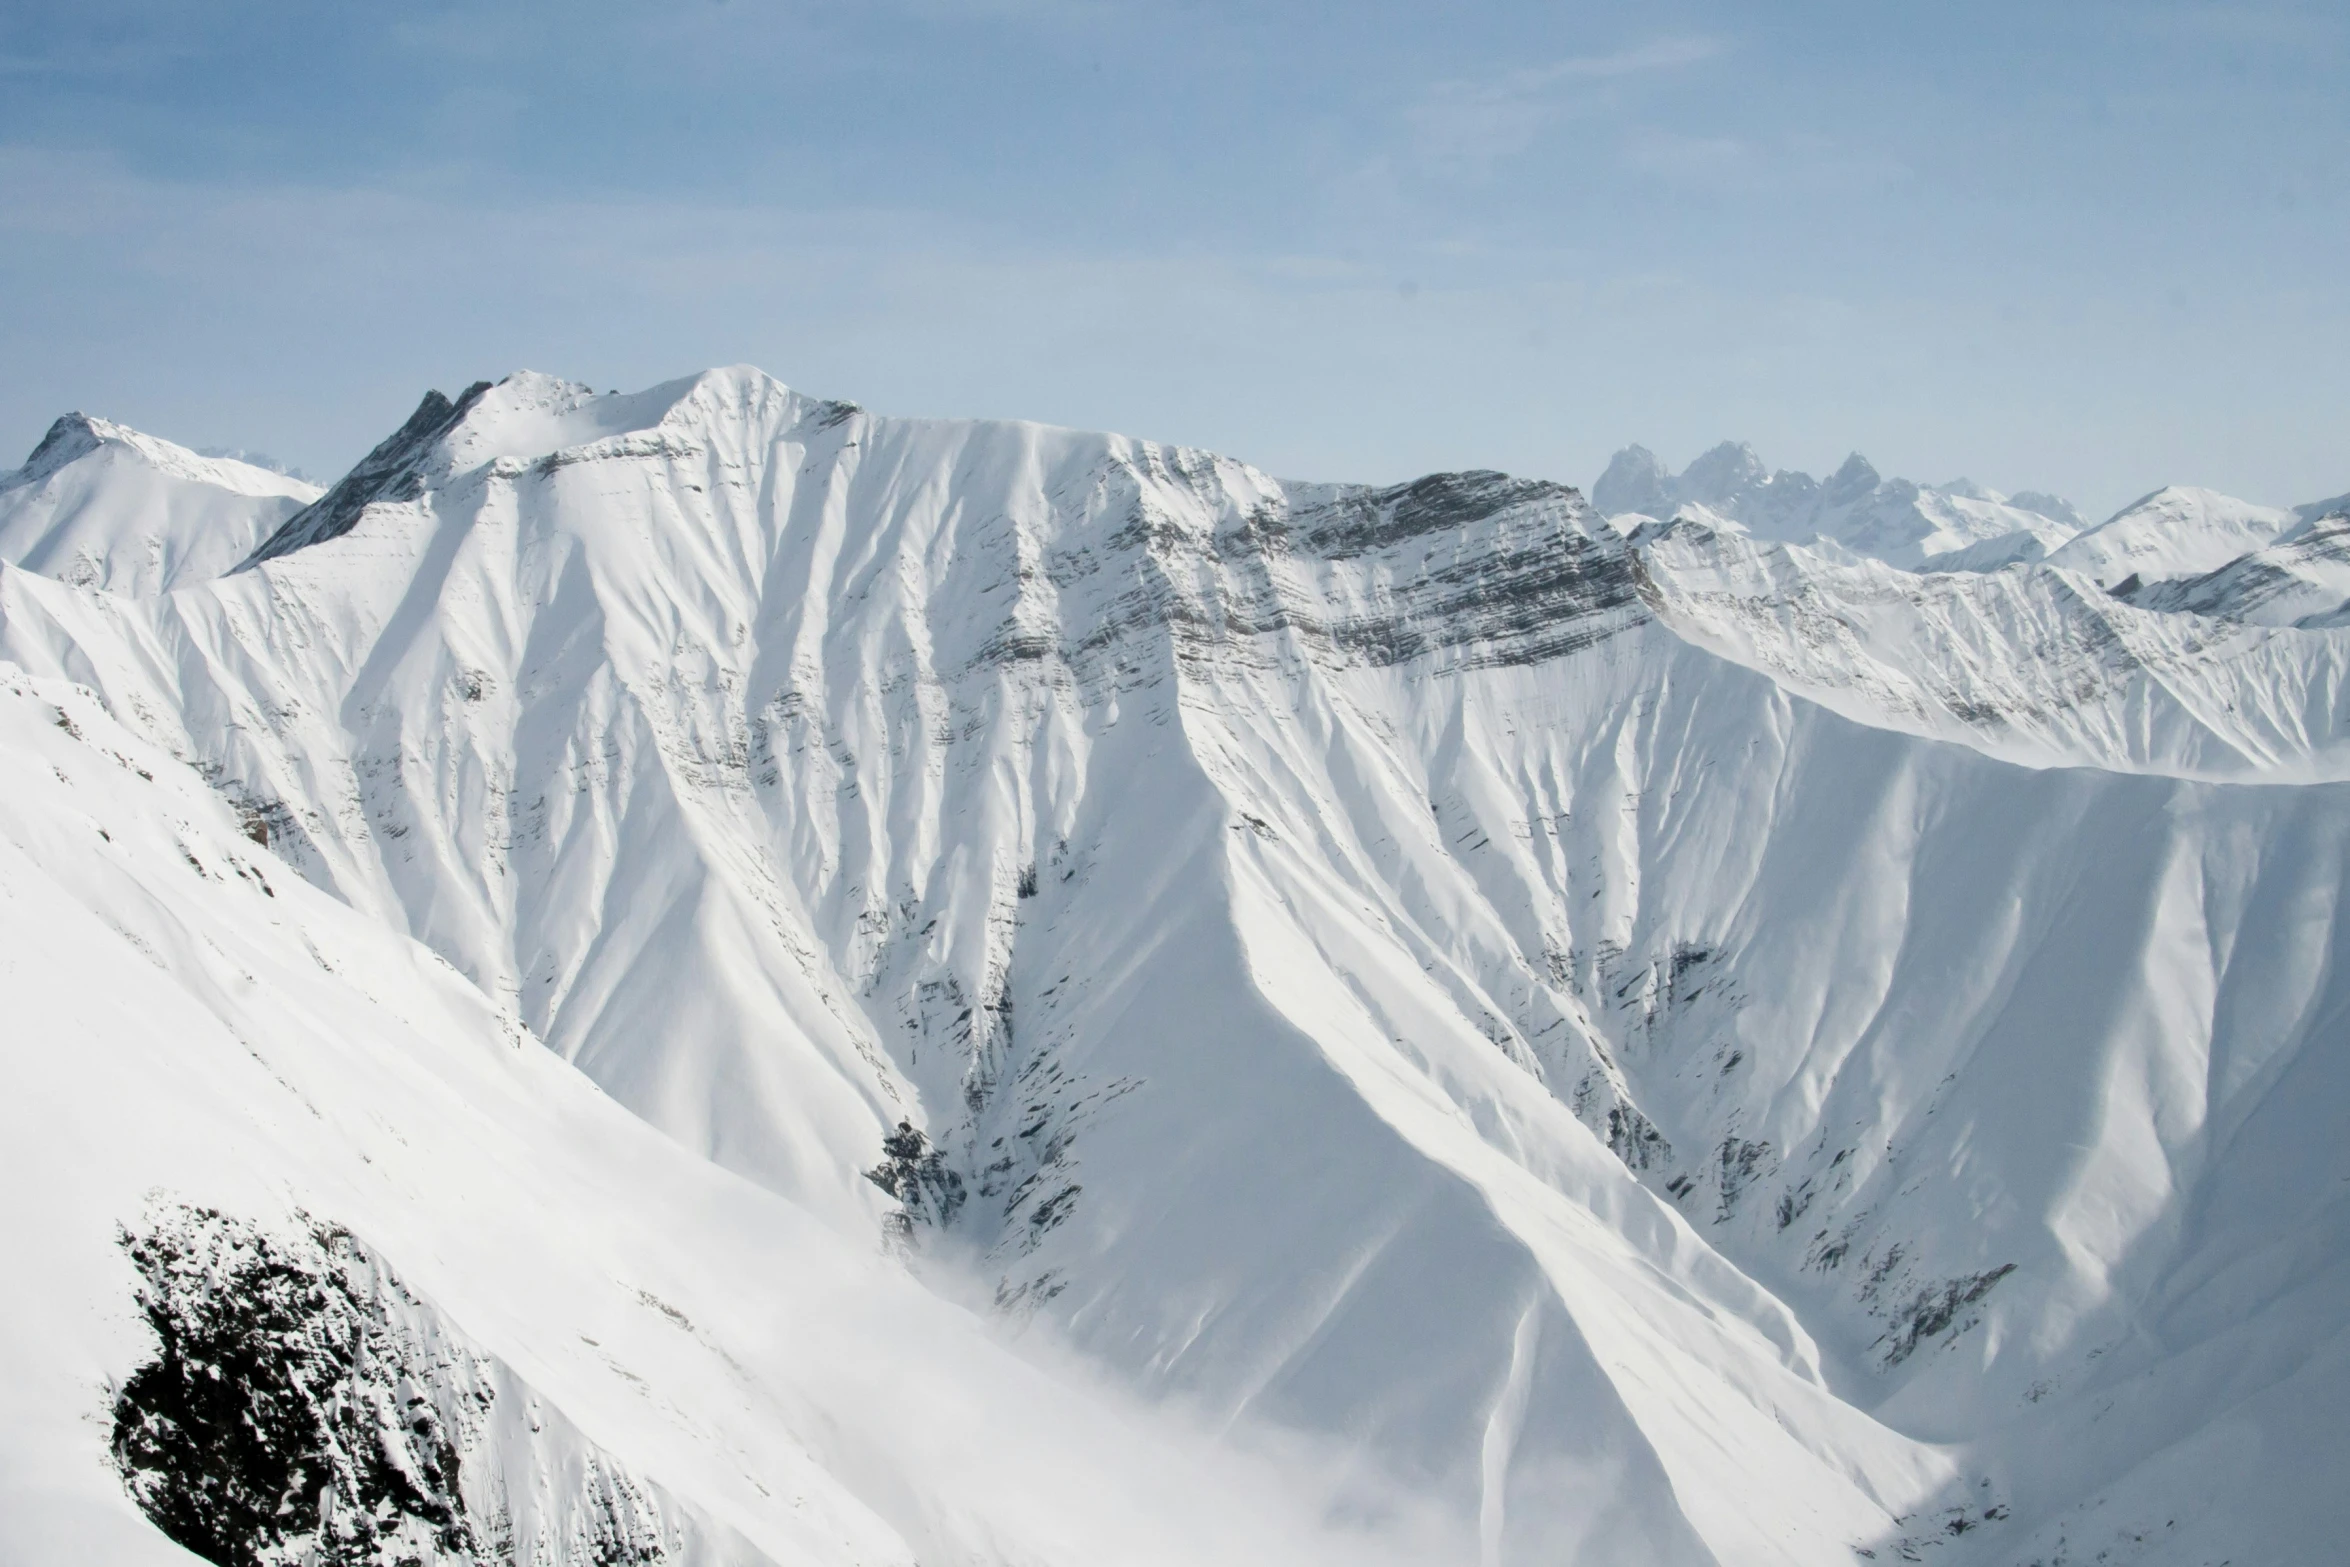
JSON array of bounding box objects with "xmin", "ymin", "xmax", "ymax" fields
[{"xmin": 1591, "ymin": 439, "xmax": 2083, "ymax": 570}]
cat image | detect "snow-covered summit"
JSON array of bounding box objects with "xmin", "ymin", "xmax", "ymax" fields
[
  {"xmin": 2043, "ymin": 484, "xmax": 2300, "ymax": 589},
  {"xmin": 245, "ymin": 370, "xmax": 786, "ymax": 563},
  {"xmin": 12, "ymin": 411, "xmax": 317, "ymax": 499},
  {"xmin": 1, "ymin": 412, "xmax": 320, "ymax": 594},
  {"xmin": 1593, "ymin": 440, "xmax": 2082, "ymax": 570},
  {"xmin": 2109, "ymin": 503, "xmax": 2350, "ymax": 627}
]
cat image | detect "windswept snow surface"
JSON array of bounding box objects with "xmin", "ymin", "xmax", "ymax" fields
[
  {"xmin": 4, "ymin": 367, "xmax": 2348, "ymax": 1565},
  {"xmin": 0, "ymin": 415, "xmax": 320, "ymax": 595}
]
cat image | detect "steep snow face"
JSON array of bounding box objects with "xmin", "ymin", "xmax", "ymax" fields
[
  {"xmin": 0, "ymin": 415, "xmax": 320, "ymax": 595},
  {"xmin": 0, "ymin": 665, "xmax": 1450, "ymax": 1567},
  {"xmin": 2045, "ymin": 484, "xmax": 2298, "ymax": 589},
  {"xmin": 1592, "ymin": 442, "xmax": 2079, "ymax": 570},
  {"xmin": 7, "ymin": 368, "xmax": 2350, "ymax": 1565}
]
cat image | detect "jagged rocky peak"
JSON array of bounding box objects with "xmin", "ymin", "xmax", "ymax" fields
[
  {"xmin": 1821, "ymin": 451, "xmax": 1884, "ymax": 503},
  {"xmin": 1285, "ymin": 468, "xmax": 1591, "ymax": 558},
  {"xmin": 1590, "ymin": 443, "xmax": 1675, "ymax": 520},
  {"xmin": 1589, "ymin": 438, "xmax": 2082, "ymax": 570},
  {"xmin": 1675, "ymin": 439, "xmax": 1776, "ymax": 507},
  {"xmin": 237, "ymin": 366, "xmax": 766, "ymax": 569},
  {"xmin": 11, "ymin": 412, "xmax": 109, "ymax": 482},
  {"xmin": 241, "ymin": 379, "xmax": 493, "ymax": 567}
]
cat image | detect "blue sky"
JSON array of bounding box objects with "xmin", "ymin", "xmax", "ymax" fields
[{"xmin": 1, "ymin": 1, "xmax": 2343, "ymax": 516}]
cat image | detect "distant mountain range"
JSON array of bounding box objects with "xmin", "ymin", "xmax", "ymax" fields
[{"xmin": 1591, "ymin": 439, "xmax": 2347, "ymax": 596}]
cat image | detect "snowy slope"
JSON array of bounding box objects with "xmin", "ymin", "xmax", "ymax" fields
[
  {"xmin": 2297, "ymin": 488, "xmax": 2350, "ymax": 526},
  {"xmin": 2113, "ymin": 508, "xmax": 2350, "ymax": 629},
  {"xmin": 0, "ymin": 664, "xmax": 1448, "ymax": 1567},
  {"xmin": 5, "ymin": 368, "xmax": 2348, "ymax": 1565},
  {"xmin": 2043, "ymin": 484, "xmax": 2298, "ymax": 589},
  {"xmin": 1632, "ymin": 513, "xmax": 2350, "ymax": 778},
  {"xmin": 0, "ymin": 415, "xmax": 320, "ymax": 595},
  {"xmin": 1592, "ymin": 442, "xmax": 2080, "ymax": 570}
]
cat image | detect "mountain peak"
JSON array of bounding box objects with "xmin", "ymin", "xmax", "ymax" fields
[
  {"xmin": 1591, "ymin": 439, "xmax": 2081, "ymax": 569},
  {"xmin": 11, "ymin": 412, "xmax": 108, "ymax": 484},
  {"xmin": 0, "ymin": 412, "xmax": 323, "ymax": 593},
  {"xmin": 2046, "ymin": 483, "xmax": 2297, "ymax": 587},
  {"xmin": 1822, "ymin": 452, "xmax": 1883, "ymax": 504},
  {"xmin": 9, "ymin": 411, "xmax": 323, "ymax": 504},
  {"xmin": 241, "ymin": 380, "xmax": 492, "ymax": 568},
  {"xmin": 1590, "ymin": 444, "xmax": 1674, "ymax": 519},
  {"xmin": 237, "ymin": 368, "xmax": 849, "ymax": 569},
  {"xmin": 1677, "ymin": 440, "xmax": 1770, "ymax": 503}
]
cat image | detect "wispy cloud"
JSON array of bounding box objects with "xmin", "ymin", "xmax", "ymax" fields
[
  {"xmin": 1620, "ymin": 127, "xmax": 1911, "ymax": 197},
  {"xmin": 1494, "ymin": 36, "xmax": 1729, "ymax": 91},
  {"xmin": 1405, "ymin": 36, "xmax": 1725, "ymax": 174}
]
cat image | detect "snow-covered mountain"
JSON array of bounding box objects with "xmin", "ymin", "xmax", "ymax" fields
[
  {"xmin": 1628, "ymin": 510, "xmax": 2350, "ymax": 775},
  {"xmin": 0, "ymin": 665, "xmax": 1421, "ymax": 1567},
  {"xmin": 0, "ymin": 414, "xmax": 320, "ymax": 595},
  {"xmin": 2043, "ymin": 484, "xmax": 2302, "ymax": 590},
  {"xmin": 4, "ymin": 369, "xmax": 2348, "ymax": 1566},
  {"xmin": 2114, "ymin": 508, "xmax": 2350, "ymax": 627},
  {"xmin": 1591, "ymin": 441, "xmax": 2082, "ymax": 570}
]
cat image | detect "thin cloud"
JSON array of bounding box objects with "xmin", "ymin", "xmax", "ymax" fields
[
  {"xmin": 1505, "ymin": 35, "xmax": 1729, "ymax": 90},
  {"xmin": 1406, "ymin": 36, "xmax": 1725, "ymax": 174},
  {"xmin": 1620, "ymin": 126, "xmax": 1912, "ymax": 197}
]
